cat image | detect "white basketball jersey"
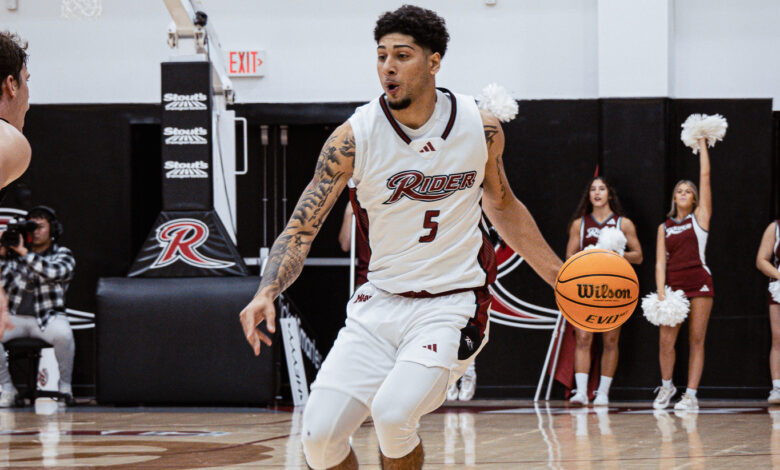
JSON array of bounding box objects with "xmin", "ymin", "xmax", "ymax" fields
[{"xmin": 348, "ymin": 88, "xmax": 494, "ymax": 294}]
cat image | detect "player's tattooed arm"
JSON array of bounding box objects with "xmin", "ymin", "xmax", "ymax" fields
[
  {"xmin": 256, "ymin": 122, "xmax": 355, "ymax": 299},
  {"xmin": 480, "ymin": 110, "xmax": 562, "ymax": 287}
]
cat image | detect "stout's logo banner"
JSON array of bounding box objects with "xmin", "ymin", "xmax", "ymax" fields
[{"xmin": 161, "ymin": 61, "xmax": 213, "ymax": 211}]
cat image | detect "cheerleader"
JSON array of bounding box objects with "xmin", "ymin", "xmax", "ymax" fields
[
  {"xmin": 756, "ymin": 219, "xmax": 780, "ymax": 403},
  {"xmin": 566, "ymin": 176, "xmax": 642, "ymax": 406},
  {"xmin": 652, "ymin": 137, "xmax": 713, "ymax": 410}
]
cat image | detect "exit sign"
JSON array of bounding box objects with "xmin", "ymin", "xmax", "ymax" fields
[{"xmin": 227, "ymin": 50, "xmax": 265, "ymax": 77}]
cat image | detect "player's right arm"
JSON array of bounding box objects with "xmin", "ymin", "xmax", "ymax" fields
[
  {"xmin": 240, "ymin": 122, "xmax": 355, "ymax": 355},
  {"xmin": 0, "ymin": 121, "xmax": 31, "ymax": 188},
  {"xmin": 565, "ymin": 219, "xmax": 581, "ymax": 260},
  {"xmin": 757, "ymin": 222, "xmax": 780, "ymax": 279},
  {"xmin": 655, "ymin": 223, "xmax": 667, "ymax": 300}
]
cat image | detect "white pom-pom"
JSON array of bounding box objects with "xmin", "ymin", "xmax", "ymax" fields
[
  {"xmin": 477, "ymin": 83, "xmax": 518, "ymax": 123},
  {"xmin": 642, "ymin": 286, "xmax": 690, "ymax": 327},
  {"xmin": 581, "ymin": 244, "xmax": 598, "ymax": 252},
  {"xmin": 680, "ymin": 113, "xmax": 728, "ymax": 154},
  {"xmin": 770, "ymin": 281, "xmax": 780, "ymax": 303},
  {"xmin": 596, "ymin": 227, "xmax": 627, "ymax": 256}
]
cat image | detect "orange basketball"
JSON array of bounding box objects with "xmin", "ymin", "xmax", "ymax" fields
[{"xmin": 554, "ymin": 249, "xmax": 639, "ymax": 333}]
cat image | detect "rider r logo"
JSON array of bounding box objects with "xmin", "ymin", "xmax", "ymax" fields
[{"xmin": 151, "ymin": 219, "xmax": 235, "ymax": 270}]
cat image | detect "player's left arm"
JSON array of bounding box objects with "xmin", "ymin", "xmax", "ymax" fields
[
  {"xmin": 619, "ymin": 217, "xmax": 643, "ymax": 265},
  {"xmin": 480, "ymin": 110, "xmax": 562, "ymax": 287},
  {"xmin": 695, "ymin": 137, "xmax": 711, "ymax": 229}
]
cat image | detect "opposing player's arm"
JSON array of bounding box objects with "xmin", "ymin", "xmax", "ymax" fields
[
  {"xmin": 655, "ymin": 223, "xmax": 667, "ymax": 299},
  {"xmin": 565, "ymin": 219, "xmax": 581, "ymax": 260},
  {"xmin": 695, "ymin": 137, "xmax": 711, "ymax": 229},
  {"xmin": 480, "ymin": 110, "xmax": 562, "ymax": 287},
  {"xmin": 757, "ymin": 222, "xmax": 780, "ymax": 279},
  {"xmin": 240, "ymin": 122, "xmax": 354, "ymax": 355},
  {"xmin": 0, "ymin": 121, "xmax": 31, "ymax": 188},
  {"xmin": 620, "ymin": 217, "xmax": 643, "ymax": 265}
]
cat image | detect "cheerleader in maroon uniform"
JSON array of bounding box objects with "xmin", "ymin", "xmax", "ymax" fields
[
  {"xmin": 653, "ymin": 137, "xmax": 713, "ymax": 411},
  {"xmin": 756, "ymin": 219, "xmax": 780, "ymax": 403},
  {"xmin": 565, "ymin": 176, "xmax": 643, "ymax": 406}
]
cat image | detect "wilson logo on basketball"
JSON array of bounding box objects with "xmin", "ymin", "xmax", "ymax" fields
[
  {"xmin": 383, "ymin": 170, "xmax": 477, "ymax": 204},
  {"xmin": 163, "ymin": 92, "xmax": 208, "ymax": 111},
  {"xmin": 576, "ymin": 283, "xmax": 632, "ymax": 300},
  {"xmin": 163, "ymin": 127, "xmax": 208, "ymax": 145},
  {"xmin": 151, "ymin": 219, "xmax": 235, "ymax": 270}
]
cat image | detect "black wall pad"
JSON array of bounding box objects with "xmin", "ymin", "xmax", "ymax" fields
[{"xmin": 96, "ymin": 277, "xmax": 276, "ymax": 404}]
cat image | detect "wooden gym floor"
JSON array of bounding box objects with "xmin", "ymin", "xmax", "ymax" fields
[{"xmin": 1, "ymin": 399, "xmax": 778, "ymax": 468}]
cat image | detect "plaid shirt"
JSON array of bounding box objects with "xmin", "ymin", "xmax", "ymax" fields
[{"xmin": 0, "ymin": 243, "xmax": 75, "ymax": 329}]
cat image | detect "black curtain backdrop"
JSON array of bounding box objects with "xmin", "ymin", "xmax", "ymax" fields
[{"xmin": 19, "ymin": 98, "xmax": 775, "ymax": 399}]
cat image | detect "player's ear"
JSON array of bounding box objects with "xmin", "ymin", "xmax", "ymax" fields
[
  {"xmin": 0, "ymin": 75, "xmax": 13, "ymax": 98},
  {"xmin": 428, "ymin": 51, "xmax": 441, "ymax": 75}
]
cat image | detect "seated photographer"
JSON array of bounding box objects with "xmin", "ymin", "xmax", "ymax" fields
[{"xmin": 0, "ymin": 206, "xmax": 75, "ymax": 407}]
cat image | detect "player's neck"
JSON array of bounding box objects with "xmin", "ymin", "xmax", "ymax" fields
[
  {"xmin": 0, "ymin": 105, "xmax": 22, "ymax": 132},
  {"xmin": 591, "ymin": 205, "xmax": 612, "ymax": 221},
  {"xmin": 389, "ymin": 87, "xmax": 437, "ymax": 130},
  {"xmin": 675, "ymin": 207, "xmax": 693, "ymax": 220}
]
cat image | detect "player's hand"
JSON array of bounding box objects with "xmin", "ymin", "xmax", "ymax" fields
[
  {"xmin": 0, "ymin": 288, "xmax": 13, "ymax": 341},
  {"xmin": 239, "ymin": 294, "xmax": 276, "ymax": 356}
]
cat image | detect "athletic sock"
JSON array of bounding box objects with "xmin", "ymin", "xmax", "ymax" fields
[
  {"xmin": 575, "ymin": 373, "xmax": 588, "ymax": 394},
  {"xmin": 773, "ymin": 379, "xmax": 780, "ymax": 390},
  {"xmin": 662, "ymin": 379, "xmax": 673, "ymax": 389},
  {"xmin": 685, "ymin": 388, "xmax": 697, "ymax": 398},
  {"xmin": 597, "ymin": 376, "xmax": 613, "ymax": 396}
]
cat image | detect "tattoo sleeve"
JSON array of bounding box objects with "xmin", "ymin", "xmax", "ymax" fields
[
  {"xmin": 256, "ymin": 124, "xmax": 354, "ymax": 298},
  {"xmin": 484, "ymin": 124, "xmax": 507, "ymax": 201}
]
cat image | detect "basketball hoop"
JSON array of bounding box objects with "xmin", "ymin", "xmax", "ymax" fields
[{"xmin": 61, "ymin": 0, "xmax": 102, "ymax": 19}]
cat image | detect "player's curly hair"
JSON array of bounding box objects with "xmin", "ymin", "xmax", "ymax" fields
[
  {"xmin": 374, "ymin": 5, "xmax": 449, "ymax": 57},
  {"xmin": 0, "ymin": 31, "xmax": 28, "ymax": 98}
]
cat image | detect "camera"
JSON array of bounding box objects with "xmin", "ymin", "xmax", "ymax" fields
[{"xmin": 1, "ymin": 218, "xmax": 38, "ymax": 249}]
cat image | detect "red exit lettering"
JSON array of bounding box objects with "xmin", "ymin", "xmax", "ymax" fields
[{"xmin": 228, "ymin": 50, "xmax": 265, "ymax": 76}]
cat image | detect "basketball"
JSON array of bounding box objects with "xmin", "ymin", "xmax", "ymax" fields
[{"xmin": 554, "ymin": 249, "xmax": 639, "ymax": 333}]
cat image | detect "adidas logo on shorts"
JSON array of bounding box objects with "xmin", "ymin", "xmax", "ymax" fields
[
  {"xmin": 423, "ymin": 344, "xmax": 438, "ymax": 353},
  {"xmin": 700, "ymin": 285, "xmax": 710, "ymax": 292}
]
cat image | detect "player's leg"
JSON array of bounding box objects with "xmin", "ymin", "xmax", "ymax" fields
[
  {"xmin": 682, "ymin": 296, "xmax": 713, "ymax": 396},
  {"xmin": 654, "ymin": 323, "xmax": 681, "ymax": 409},
  {"xmin": 595, "ymin": 327, "xmax": 620, "ymax": 405},
  {"xmin": 301, "ymin": 388, "xmax": 369, "ymax": 470},
  {"xmin": 371, "ymin": 360, "xmax": 449, "ymax": 470},
  {"xmin": 769, "ymin": 304, "xmax": 780, "ymax": 402},
  {"xmin": 571, "ymin": 328, "xmax": 593, "ymax": 405}
]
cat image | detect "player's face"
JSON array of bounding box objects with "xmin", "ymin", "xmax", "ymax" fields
[
  {"xmin": 674, "ymin": 183, "xmax": 696, "ymax": 209},
  {"xmin": 377, "ymin": 33, "xmax": 439, "ymax": 110},
  {"xmin": 5, "ymin": 65, "xmax": 30, "ymax": 129},
  {"xmin": 589, "ymin": 180, "xmax": 608, "ymax": 208}
]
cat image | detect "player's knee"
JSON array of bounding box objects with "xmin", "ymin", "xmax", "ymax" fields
[
  {"xmin": 575, "ymin": 331, "xmax": 592, "ymax": 349},
  {"xmin": 603, "ymin": 336, "xmax": 619, "ymax": 351},
  {"xmin": 301, "ymin": 406, "xmax": 348, "ymax": 469},
  {"xmin": 372, "ymin": 400, "xmax": 413, "ymax": 435}
]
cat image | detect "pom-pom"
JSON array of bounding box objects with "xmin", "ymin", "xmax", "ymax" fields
[
  {"xmin": 596, "ymin": 227, "xmax": 627, "ymax": 256},
  {"xmin": 770, "ymin": 281, "xmax": 780, "ymax": 303},
  {"xmin": 642, "ymin": 286, "xmax": 690, "ymax": 327},
  {"xmin": 581, "ymin": 244, "xmax": 598, "ymax": 252},
  {"xmin": 680, "ymin": 114, "xmax": 728, "ymax": 154},
  {"xmin": 477, "ymin": 83, "xmax": 518, "ymax": 123}
]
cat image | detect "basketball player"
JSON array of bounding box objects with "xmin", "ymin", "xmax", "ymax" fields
[
  {"xmin": 756, "ymin": 219, "xmax": 780, "ymax": 403},
  {"xmin": 239, "ymin": 6, "xmax": 562, "ymax": 469},
  {"xmin": 565, "ymin": 176, "xmax": 642, "ymax": 406},
  {"xmin": 0, "ymin": 31, "xmax": 34, "ymax": 340},
  {"xmin": 652, "ymin": 137, "xmax": 712, "ymax": 410}
]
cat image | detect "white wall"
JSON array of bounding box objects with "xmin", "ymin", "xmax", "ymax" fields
[
  {"xmin": 3, "ymin": 0, "xmax": 598, "ymax": 104},
  {"xmin": 3, "ymin": 0, "xmax": 780, "ymax": 108},
  {"xmin": 673, "ymin": 0, "xmax": 780, "ymax": 107}
]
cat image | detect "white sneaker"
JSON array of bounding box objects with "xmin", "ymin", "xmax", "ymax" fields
[
  {"xmin": 673, "ymin": 393, "xmax": 699, "ymax": 411},
  {"xmin": 653, "ymin": 385, "xmax": 676, "ymax": 410},
  {"xmin": 569, "ymin": 390, "xmax": 588, "ymax": 406},
  {"xmin": 458, "ymin": 372, "xmax": 476, "ymax": 401},
  {"xmin": 446, "ymin": 382, "xmax": 459, "ymax": 401},
  {"xmin": 0, "ymin": 388, "xmax": 17, "ymax": 408},
  {"xmin": 769, "ymin": 388, "xmax": 780, "ymax": 404},
  {"xmin": 593, "ymin": 390, "xmax": 609, "ymax": 406}
]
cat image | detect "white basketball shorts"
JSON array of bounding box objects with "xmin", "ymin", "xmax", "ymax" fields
[{"xmin": 310, "ymin": 282, "xmax": 491, "ymax": 407}]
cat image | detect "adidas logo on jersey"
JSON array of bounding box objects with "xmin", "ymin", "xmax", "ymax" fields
[
  {"xmin": 164, "ymin": 160, "xmax": 209, "ymax": 179},
  {"xmin": 419, "ymin": 141, "xmax": 436, "ymax": 153},
  {"xmin": 163, "ymin": 93, "xmax": 208, "ymax": 111},
  {"xmin": 354, "ymin": 294, "xmax": 372, "ymax": 303},
  {"xmin": 607, "ymin": 219, "xmax": 616, "ymax": 225},
  {"xmin": 164, "ymin": 127, "xmax": 208, "ymax": 145},
  {"xmin": 422, "ymin": 344, "xmax": 438, "ymax": 352}
]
